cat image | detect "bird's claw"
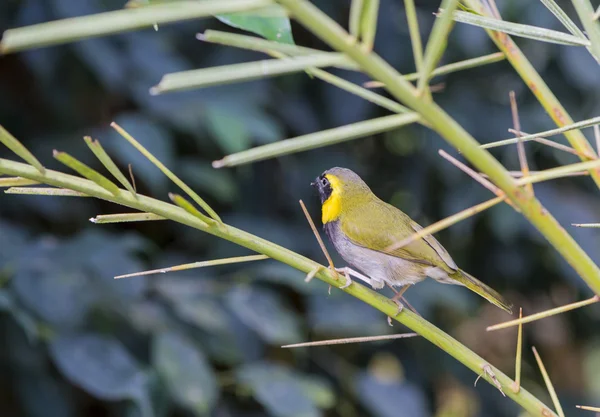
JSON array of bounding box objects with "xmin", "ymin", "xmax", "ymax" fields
[
  {"xmin": 387, "ymin": 299, "xmax": 404, "ymax": 326},
  {"xmin": 335, "ymin": 267, "xmax": 353, "ymax": 289}
]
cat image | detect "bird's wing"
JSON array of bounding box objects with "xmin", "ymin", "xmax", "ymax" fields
[
  {"xmin": 340, "ymin": 201, "xmax": 457, "ymax": 272},
  {"xmin": 410, "ymin": 221, "xmax": 457, "ymax": 270}
]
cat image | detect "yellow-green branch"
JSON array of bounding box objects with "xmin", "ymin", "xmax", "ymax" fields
[{"xmin": 0, "ymin": 156, "xmax": 557, "ymax": 417}]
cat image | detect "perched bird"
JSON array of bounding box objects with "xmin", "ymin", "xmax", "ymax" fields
[{"xmin": 311, "ymin": 167, "xmax": 512, "ymax": 314}]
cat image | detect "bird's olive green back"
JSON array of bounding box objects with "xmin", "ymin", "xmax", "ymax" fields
[{"xmin": 322, "ymin": 167, "xmax": 457, "ymax": 272}]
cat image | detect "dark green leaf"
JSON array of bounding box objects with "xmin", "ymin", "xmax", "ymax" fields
[
  {"xmin": 226, "ymin": 286, "xmax": 302, "ymax": 344},
  {"xmin": 12, "ymin": 240, "xmax": 95, "ymax": 328},
  {"xmin": 236, "ymin": 362, "xmax": 321, "ymax": 417},
  {"xmin": 356, "ymin": 371, "xmax": 428, "ymax": 417},
  {"xmin": 216, "ymin": 5, "xmax": 294, "ymax": 45},
  {"xmin": 204, "ymin": 107, "xmax": 251, "ymax": 154},
  {"xmin": 50, "ymin": 334, "xmax": 149, "ymax": 402},
  {"xmin": 152, "ymin": 331, "xmax": 219, "ymax": 415}
]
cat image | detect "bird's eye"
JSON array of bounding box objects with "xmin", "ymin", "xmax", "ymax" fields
[{"xmin": 321, "ymin": 177, "xmax": 328, "ymax": 186}]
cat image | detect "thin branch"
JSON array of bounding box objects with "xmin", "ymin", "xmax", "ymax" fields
[
  {"xmin": 53, "ymin": 150, "xmax": 120, "ymax": 195},
  {"xmin": 532, "ymin": 347, "xmax": 565, "ymax": 417},
  {"xmin": 0, "ymin": 177, "xmax": 39, "ymax": 187},
  {"xmin": 5, "ymin": 187, "xmax": 89, "ymax": 197},
  {"xmin": 509, "ymin": 91, "xmax": 533, "ymax": 195},
  {"xmin": 0, "ymin": 125, "xmax": 45, "ymax": 173},
  {"xmin": 577, "ymin": 405, "xmax": 600, "ymax": 412},
  {"xmin": 128, "ymin": 164, "xmax": 137, "ymax": 193},
  {"xmin": 594, "ymin": 125, "xmax": 600, "ymax": 155},
  {"xmin": 572, "ymin": 223, "xmax": 600, "ymax": 228},
  {"xmin": 349, "ymin": 0, "xmax": 365, "ymax": 39},
  {"xmin": 0, "ymin": 0, "xmax": 273, "ymax": 53},
  {"xmin": 516, "ymin": 159, "xmax": 600, "ymax": 186},
  {"xmin": 84, "ymin": 136, "xmax": 137, "ymax": 198},
  {"xmin": 212, "ymin": 113, "xmax": 421, "ymax": 168},
  {"xmin": 481, "ymin": 116, "xmax": 600, "ymax": 150},
  {"xmin": 403, "ymin": 0, "xmax": 424, "ymax": 72},
  {"xmin": 168, "ymin": 193, "xmax": 210, "ymax": 225},
  {"xmin": 508, "ymin": 130, "xmax": 595, "ymax": 159},
  {"xmin": 360, "ymin": 0, "xmax": 380, "ymax": 52},
  {"xmin": 111, "ymin": 122, "xmax": 221, "ymax": 222},
  {"xmin": 417, "ymin": 0, "xmax": 460, "ymax": 96},
  {"xmin": 439, "ymin": 149, "xmax": 517, "ymax": 209},
  {"xmin": 364, "ymin": 52, "xmax": 505, "ymax": 87},
  {"xmin": 487, "ymin": 295, "xmax": 599, "ymax": 331},
  {"xmin": 512, "ymin": 307, "xmax": 523, "ymax": 393},
  {"xmin": 281, "ymin": 332, "xmax": 419, "ymax": 348},
  {"xmin": 115, "ymin": 254, "xmax": 269, "ymax": 279},
  {"xmin": 385, "ymin": 196, "xmax": 504, "ymax": 253},
  {"xmin": 90, "ymin": 212, "xmax": 166, "ymax": 223},
  {"xmin": 299, "ymin": 200, "xmax": 335, "ymax": 270}
]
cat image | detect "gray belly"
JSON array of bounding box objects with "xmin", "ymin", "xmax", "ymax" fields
[{"xmin": 325, "ymin": 221, "xmax": 429, "ymax": 289}]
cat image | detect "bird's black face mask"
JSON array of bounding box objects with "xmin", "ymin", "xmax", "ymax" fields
[{"xmin": 311, "ymin": 174, "xmax": 332, "ymax": 204}]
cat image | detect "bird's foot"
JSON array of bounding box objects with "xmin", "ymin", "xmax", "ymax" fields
[
  {"xmin": 334, "ymin": 267, "xmax": 353, "ymax": 289},
  {"xmin": 333, "ymin": 266, "xmax": 374, "ymax": 289},
  {"xmin": 387, "ymin": 298, "xmax": 404, "ymax": 326}
]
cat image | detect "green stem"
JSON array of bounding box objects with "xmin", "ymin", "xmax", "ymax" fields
[
  {"xmin": 276, "ymin": 0, "xmax": 600, "ymax": 302},
  {"xmin": 212, "ymin": 113, "xmax": 421, "ymax": 168},
  {"xmin": 0, "ymin": 0, "xmax": 272, "ymax": 53},
  {"xmin": 417, "ymin": 0, "xmax": 460, "ymax": 95},
  {"xmin": 403, "ymin": 0, "xmax": 424, "ymax": 72},
  {"xmin": 0, "ymin": 156, "xmax": 556, "ymax": 417},
  {"xmin": 571, "ymin": 0, "xmax": 600, "ymax": 64},
  {"xmin": 463, "ymin": 0, "xmax": 600, "ymax": 187}
]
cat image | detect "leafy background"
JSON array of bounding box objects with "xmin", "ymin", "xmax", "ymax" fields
[{"xmin": 1, "ymin": 0, "xmax": 600, "ymax": 416}]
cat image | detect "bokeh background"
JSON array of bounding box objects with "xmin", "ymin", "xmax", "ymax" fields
[{"xmin": 1, "ymin": 0, "xmax": 600, "ymax": 416}]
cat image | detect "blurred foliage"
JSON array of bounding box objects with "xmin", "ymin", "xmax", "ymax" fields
[{"xmin": 1, "ymin": 0, "xmax": 600, "ymax": 416}]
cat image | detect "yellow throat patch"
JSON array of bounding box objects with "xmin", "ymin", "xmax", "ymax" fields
[{"xmin": 322, "ymin": 174, "xmax": 342, "ymax": 224}]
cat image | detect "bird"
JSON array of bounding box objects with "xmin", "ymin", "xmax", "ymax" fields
[{"xmin": 311, "ymin": 167, "xmax": 512, "ymax": 314}]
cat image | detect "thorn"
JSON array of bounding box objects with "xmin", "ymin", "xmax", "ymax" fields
[
  {"xmin": 196, "ymin": 33, "xmax": 207, "ymax": 41},
  {"xmin": 212, "ymin": 159, "xmax": 225, "ymax": 169}
]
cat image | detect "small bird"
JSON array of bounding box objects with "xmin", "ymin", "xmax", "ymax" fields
[{"xmin": 311, "ymin": 167, "xmax": 512, "ymax": 314}]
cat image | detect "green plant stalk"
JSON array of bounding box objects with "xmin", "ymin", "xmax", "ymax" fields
[
  {"xmin": 0, "ymin": 126, "xmax": 45, "ymax": 173},
  {"xmin": 263, "ymin": 49, "xmax": 410, "ymax": 114},
  {"xmin": 212, "ymin": 113, "xmax": 421, "ymax": 167},
  {"xmin": 360, "ymin": 0, "xmax": 380, "ymax": 51},
  {"xmin": 0, "ymin": 177, "xmax": 40, "ymax": 187},
  {"xmin": 532, "ymin": 347, "xmax": 565, "ymax": 417},
  {"xmin": 0, "ymin": 0, "xmax": 272, "ymax": 53},
  {"xmin": 0, "ymin": 156, "xmax": 557, "ymax": 417},
  {"xmin": 201, "ymin": 30, "xmax": 504, "ymax": 84},
  {"xmin": 481, "ymin": 116, "xmax": 600, "ymax": 149},
  {"xmin": 571, "ymin": 0, "xmax": 600, "ymax": 64},
  {"xmin": 417, "ymin": 0, "xmax": 460, "ymax": 94},
  {"xmin": 487, "ymin": 295, "xmax": 599, "ymax": 331},
  {"xmin": 5, "ymin": 187, "xmax": 89, "ymax": 197},
  {"xmin": 150, "ymin": 53, "xmax": 355, "ymax": 94},
  {"xmin": 450, "ymin": 10, "xmax": 591, "ymax": 46},
  {"xmin": 462, "ymin": 0, "xmax": 600, "ymax": 187},
  {"xmin": 89, "ymin": 212, "xmax": 166, "ymax": 223},
  {"xmin": 200, "ymin": 30, "xmax": 333, "ymax": 58},
  {"xmin": 349, "ymin": 0, "xmax": 365, "ymax": 38},
  {"xmin": 115, "ymin": 254, "xmax": 269, "ymax": 279},
  {"xmin": 84, "ymin": 137, "xmax": 137, "ymax": 197},
  {"xmin": 403, "ymin": 0, "xmax": 424, "ymax": 72},
  {"xmin": 275, "ymin": 0, "xmax": 600, "ymax": 304},
  {"xmin": 540, "ymin": 0, "xmax": 586, "ymax": 38},
  {"xmin": 53, "ymin": 150, "xmax": 120, "ymax": 195},
  {"xmin": 111, "ymin": 122, "xmax": 221, "ymax": 222}
]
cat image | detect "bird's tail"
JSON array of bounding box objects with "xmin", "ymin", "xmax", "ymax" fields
[{"xmin": 451, "ymin": 269, "xmax": 513, "ymax": 314}]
